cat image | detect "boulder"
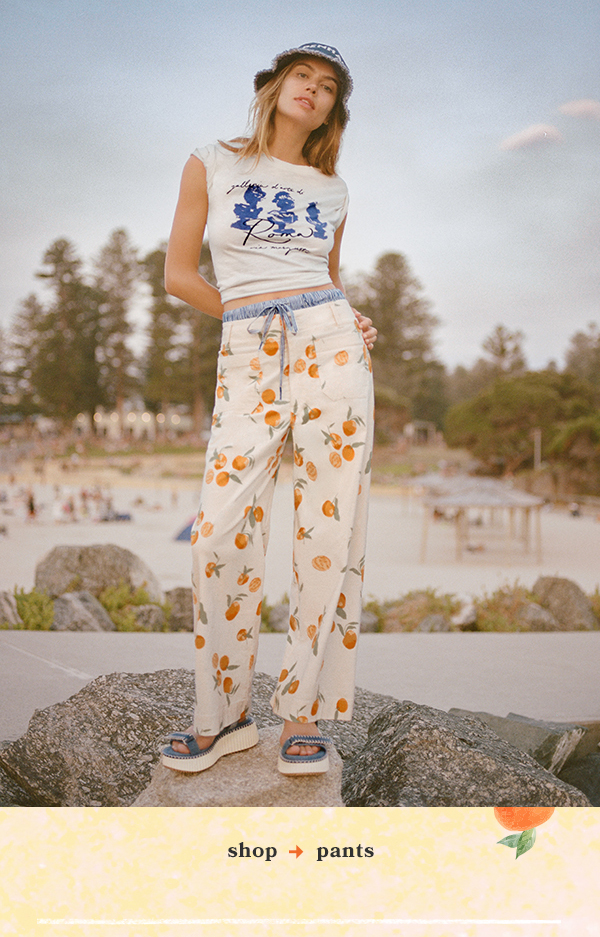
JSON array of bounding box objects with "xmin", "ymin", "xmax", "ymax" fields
[
  {"xmin": 532, "ymin": 576, "xmax": 599, "ymax": 631},
  {"xmin": 133, "ymin": 724, "xmax": 343, "ymax": 807},
  {"xmin": 0, "ymin": 668, "xmax": 399, "ymax": 807},
  {"xmin": 35, "ymin": 544, "xmax": 163, "ymax": 603},
  {"xmin": 449, "ymin": 708, "xmax": 586, "ymax": 773},
  {"xmin": 515, "ymin": 601, "xmax": 561, "ymax": 632},
  {"xmin": 131, "ymin": 605, "xmax": 166, "ymax": 632},
  {"xmin": 360, "ymin": 609, "xmax": 379, "ymax": 632},
  {"xmin": 416, "ymin": 613, "xmax": 450, "ymax": 632},
  {"xmin": 0, "ymin": 669, "xmax": 195, "ymax": 806},
  {"xmin": 0, "ymin": 591, "xmax": 23, "ymax": 628},
  {"xmin": 51, "ymin": 591, "xmax": 115, "ymax": 632},
  {"xmin": 558, "ymin": 754, "xmax": 600, "ymax": 806},
  {"xmin": 0, "ymin": 746, "xmax": 36, "ymax": 807},
  {"xmin": 165, "ymin": 587, "xmax": 193, "ymax": 631},
  {"xmin": 342, "ymin": 701, "xmax": 591, "ymax": 806},
  {"xmin": 265, "ymin": 603, "xmax": 289, "ymax": 633}
]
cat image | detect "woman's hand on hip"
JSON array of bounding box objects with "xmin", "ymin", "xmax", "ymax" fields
[{"xmin": 353, "ymin": 309, "xmax": 377, "ymax": 350}]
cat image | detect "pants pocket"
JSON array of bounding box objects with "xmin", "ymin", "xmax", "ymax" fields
[{"xmin": 314, "ymin": 333, "xmax": 372, "ymax": 400}]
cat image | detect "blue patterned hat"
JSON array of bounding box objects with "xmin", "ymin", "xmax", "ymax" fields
[{"xmin": 254, "ymin": 43, "xmax": 352, "ymax": 125}]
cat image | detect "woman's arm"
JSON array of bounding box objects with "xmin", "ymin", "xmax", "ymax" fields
[
  {"xmin": 329, "ymin": 216, "xmax": 377, "ymax": 350},
  {"xmin": 164, "ymin": 155, "xmax": 224, "ymax": 319}
]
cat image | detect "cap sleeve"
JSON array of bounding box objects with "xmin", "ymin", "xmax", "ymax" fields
[{"xmin": 192, "ymin": 143, "xmax": 218, "ymax": 187}]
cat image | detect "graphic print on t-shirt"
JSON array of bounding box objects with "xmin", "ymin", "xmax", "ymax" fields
[{"xmin": 230, "ymin": 183, "xmax": 328, "ymax": 251}]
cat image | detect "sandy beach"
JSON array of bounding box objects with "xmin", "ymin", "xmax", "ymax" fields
[{"xmin": 2, "ymin": 456, "xmax": 600, "ymax": 603}]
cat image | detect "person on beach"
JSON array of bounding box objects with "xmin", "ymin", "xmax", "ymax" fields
[{"xmin": 161, "ymin": 43, "xmax": 377, "ymax": 775}]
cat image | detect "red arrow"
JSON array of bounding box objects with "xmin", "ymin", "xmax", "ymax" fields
[{"xmin": 289, "ymin": 845, "xmax": 303, "ymax": 858}]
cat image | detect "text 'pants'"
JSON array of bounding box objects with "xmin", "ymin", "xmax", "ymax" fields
[{"xmin": 190, "ymin": 294, "xmax": 374, "ymax": 734}]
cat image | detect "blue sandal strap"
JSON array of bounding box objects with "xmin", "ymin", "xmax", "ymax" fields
[
  {"xmin": 281, "ymin": 735, "xmax": 331, "ymax": 756},
  {"xmin": 165, "ymin": 732, "xmax": 202, "ymax": 756}
]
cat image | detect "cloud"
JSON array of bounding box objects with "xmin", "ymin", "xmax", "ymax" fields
[
  {"xmin": 559, "ymin": 99, "xmax": 600, "ymax": 120},
  {"xmin": 500, "ymin": 124, "xmax": 563, "ymax": 151}
]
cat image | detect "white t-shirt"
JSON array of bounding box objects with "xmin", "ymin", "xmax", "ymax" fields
[{"xmin": 193, "ymin": 143, "xmax": 349, "ymax": 304}]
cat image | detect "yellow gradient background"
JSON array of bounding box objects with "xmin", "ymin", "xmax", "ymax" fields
[{"xmin": 1, "ymin": 807, "xmax": 599, "ymax": 936}]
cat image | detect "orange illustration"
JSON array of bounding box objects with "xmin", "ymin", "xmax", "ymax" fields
[
  {"xmin": 263, "ymin": 337, "xmax": 279, "ymax": 356},
  {"xmin": 261, "ymin": 388, "xmax": 276, "ymax": 403},
  {"xmin": 288, "ymin": 680, "xmax": 299, "ymax": 694},
  {"xmin": 336, "ymin": 698, "xmax": 348, "ymax": 713},
  {"xmin": 289, "ymin": 613, "xmax": 299, "ymax": 630},
  {"xmin": 307, "ymin": 624, "xmax": 317, "ymax": 639},
  {"xmin": 330, "ymin": 433, "xmax": 342, "ymax": 450},
  {"xmin": 294, "ymin": 358, "xmax": 306, "ymax": 373},
  {"xmin": 495, "ymin": 807, "xmax": 555, "ymax": 831},
  {"xmin": 329, "ymin": 452, "xmax": 342, "ymax": 468},
  {"xmin": 220, "ymin": 655, "xmax": 230, "ymax": 670},
  {"xmin": 265, "ymin": 410, "xmax": 281, "ymax": 427},
  {"xmin": 225, "ymin": 602, "xmax": 240, "ymax": 621},
  {"xmin": 236, "ymin": 629, "xmax": 247, "ymax": 641},
  {"xmin": 342, "ymin": 445, "xmax": 355, "ymax": 461},
  {"xmin": 200, "ymin": 522, "xmax": 214, "ymax": 538},
  {"xmin": 308, "ymin": 407, "xmax": 321, "ymax": 420},
  {"xmin": 279, "ymin": 669, "xmax": 288, "ymax": 682},
  {"xmin": 205, "ymin": 469, "xmax": 214, "ymax": 484},
  {"xmin": 343, "ymin": 419, "xmax": 357, "ymax": 436},
  {"xmin": 216, "ymin": 471, "xmax": 230, "ymax": 486},
  {"xmin": 312, "ymin": 555, "xmax": 332, "ymax": 571},
  {"xmin": 306, "ymin": 461, "xmax": 318, "ymax": 480},
  {"xmin": 235, "ymin": 532, "xmax": 249, "ymax": 549},
  {"xmin": 191, "ymin": 530, "xmax": 199, "ymax": 545},
  {"xmin": 214, "ymin": 453, "xmax": 227, "ymax": 469},
  {"xmin": 311, "ymin": 700, "xmax": 319, "ymax": 716},
  {"xmin": 322, "ymin": 500, "xmax": 335, "ymax": 517},
  {"xmin": 306, "ymin": 343, "xmax": 316, "ymax": 359},
  {"xmin": 232, "ymin": 455, "xmax": 249, "ymax": 470},
  {"xmin": 195, "ymin": 635, "xmax": 205, "ymax": 649},
  {"xmin": 223, "ymin": 677, "xmax": 233, "ymax": 693},
  {"xmin": 294, "ymin": 488, "xmax": 303, "ymax": 509},
  {"xmin": 335, "ymin": 350, "xmax": 349, "ymax": 366},
  {"xmin": 253, "ymin": 506, "xmax": 264, "ymax": 522},
  {"xmin": 342, "ymin": 630, "xmax": 357, "ymax": 649},
  {"xmin": 338, "ymin": 593, "xmax": 346, "ymax": 608},
  {"xmin": 256, "ymin": 600, "xmax": 262, "ymax": 616},
  {"xmin": 308, "ymin": 363, "xmax": 320, "ymax": 378},
  {"xmin": 249, "ymin": 577, "xmax": 261, "ymax": 592},
  {"xmin": 494, "ymin": 807, "xmax": 555, "ymax": 858},
  {"xmin": 250, "ymin": 356, "xmax": 261, "ymax": 371}
]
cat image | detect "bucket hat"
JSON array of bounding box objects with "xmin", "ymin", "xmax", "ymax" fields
[{"xmin": 254, "ymin": 43, "xmax": 352, "ymax": 126}]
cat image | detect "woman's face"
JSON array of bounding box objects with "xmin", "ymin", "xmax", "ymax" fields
[{"xmin": 275, "ymin": 57, "xmax": 339, "ymax": 131}]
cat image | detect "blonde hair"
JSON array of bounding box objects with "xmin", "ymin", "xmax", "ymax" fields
[{"xmin": 220, "ymin": 59, "xmax": 346, "ymax": 176}]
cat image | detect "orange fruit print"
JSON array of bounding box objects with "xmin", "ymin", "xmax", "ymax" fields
[
  {"xmin": 494, "ymin": 807, "xmax": 555, "ymax": 858},
  {"xmin": 494, "ymin": 807, "xmax": 555, "ymax": 830}
]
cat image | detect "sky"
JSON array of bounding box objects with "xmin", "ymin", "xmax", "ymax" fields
[{"xmin": 1, "ymin": 0, "xmax": 599, "ymax": 370}]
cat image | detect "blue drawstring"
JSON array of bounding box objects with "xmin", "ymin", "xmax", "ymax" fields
[{"xmin": 246, "ymin": 302, "xmax": 299, "ymax": 400}]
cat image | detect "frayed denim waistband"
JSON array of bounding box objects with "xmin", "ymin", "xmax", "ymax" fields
[
  {"xmin": 222, "ymin": 288, "xmax": 345, "ymax": 322},
  {"xmin": 222, "ymin": 289, "xmax": 346, "ymax": 400}
]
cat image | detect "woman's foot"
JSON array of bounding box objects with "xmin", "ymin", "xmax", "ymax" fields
[
  {"xmin": 170, "ymin": 728, "xmax": 215, "ymax": 755},
  {"xmin": 280, "ymin": 721, "xmax": 322, "ymax": 757}
]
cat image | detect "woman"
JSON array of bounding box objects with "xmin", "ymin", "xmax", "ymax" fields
[{"xmin": 161, "ymin": 43, "xmax": 376, "ymax": 776}]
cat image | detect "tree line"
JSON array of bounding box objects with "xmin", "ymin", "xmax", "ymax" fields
[{"xmin": 2, "ymin": 227, "xmax": 600, "ymax": 492}]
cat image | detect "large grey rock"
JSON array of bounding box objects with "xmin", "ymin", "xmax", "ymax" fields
[
  {"xmin": 515, "ymin": 601, "xmax": 561, "ymax": 631},
  {"xmin": 165, "ymin": 587, "xmax": 193, "ymax": 632},
  {"xmin": 0, "ymin": 746, "xmax": 36, "ymax": 806},
  {"xmin": 51, "ymin": 591, "xmax": 115, "ymax": 632},
  {"xmin": 35, "ymin": 544, "xmax": 163, "ymax": 603},
  {"xmin": 133, "ymin": 724, "xmax": 343, "ymax": 807},
  {"xmin": 558, "ymin": 754, "xmax": 600, "ymax": 806},
  {"xmin": 449, "ymin": 708, "xmax": 586, "ymax": 774},
  {"xmin": 266, "ymin": 603, "xmax": 289, "ymax": 632},
  {"xmin": 416, "ymin": 613, "xmax": 450, "ymax": 632},
  {"xmin": 0, "ymin": 669, "xmax": 195, "ymax": 806},
  {"xmin": 533, "ymin": 576, "xmax": 599, "ymax": 631},
  {"xmin": 0, "ymin": 591, "xmax": 23, "ymax": 628},
  {"xmin": 131, "ymin": 604, "xmax": 166, "ymax": 632},
  {"xmin": 342, "ymin": 701, "xmax": 592, "ymax": 806}
]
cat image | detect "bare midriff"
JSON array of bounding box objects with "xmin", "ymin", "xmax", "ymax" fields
[{"xmin": 222, "ymin": 282, "xmax": 337, "ymax": 313}]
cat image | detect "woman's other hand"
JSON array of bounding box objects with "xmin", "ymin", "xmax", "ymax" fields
[{"xmin": 353, "ymin": 310, "xmax": 377, "ymax": 350}]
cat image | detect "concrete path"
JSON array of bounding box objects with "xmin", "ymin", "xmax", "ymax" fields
[{"xmin": 1, "ymin": 630, "xmax": 598, "ymax": 743}]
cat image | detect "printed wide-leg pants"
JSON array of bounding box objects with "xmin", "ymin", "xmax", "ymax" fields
[{"xmin": 190, "ymin": 290, "xmax": 374, "ymax": 735}]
